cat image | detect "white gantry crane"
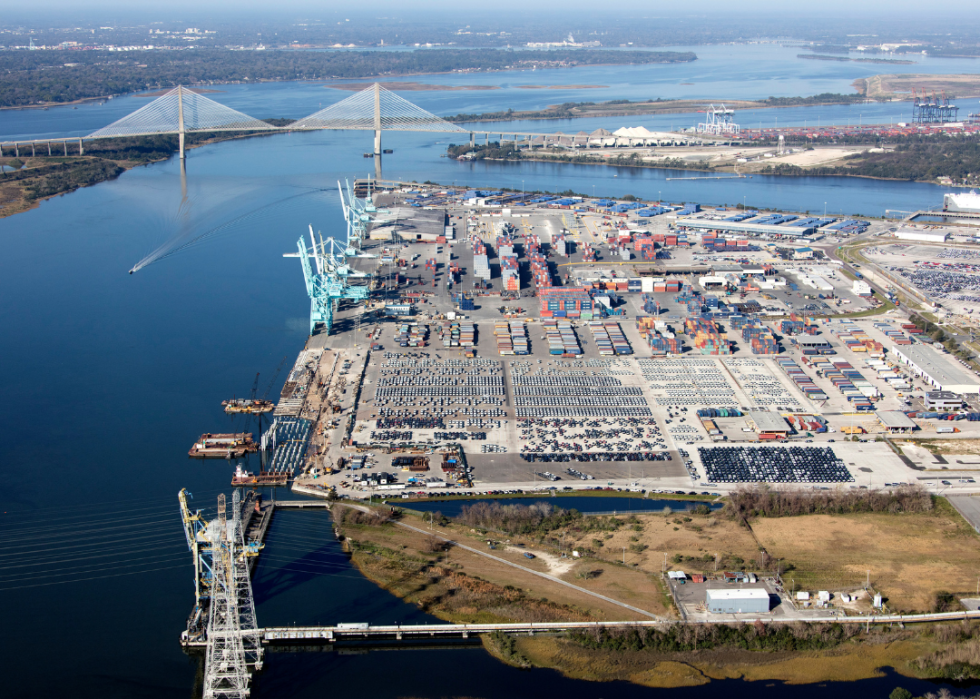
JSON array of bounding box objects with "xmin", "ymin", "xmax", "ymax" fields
[
  {"xmin": 697, "ymin": 105, "xmax": 741, "ymax": 136},
  {"xmin": 179, "ymin": 490, "xmax": 263, "ymax": 699}
]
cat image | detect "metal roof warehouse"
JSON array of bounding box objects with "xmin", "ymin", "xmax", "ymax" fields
[
  {"xmin": 677, "ymin": 218, "xmax": 816, "ymax": 237},
  {"xmin": 705, "ymin": 588, "xmax": 771, "ymax": 614},
  {"xmin": 875, "ymin": 410, "xmax": 917, "ymax": 433},
  {"xmin": 748, "ymin": 411, "xmax": 791, "ymax": 433},
  {"xmin": 890, "ymin": 344, "xmax": 980, "ymax": 395}
]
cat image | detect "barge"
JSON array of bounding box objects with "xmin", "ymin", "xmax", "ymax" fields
[
  {"xmin": 188, "ymin": 432, "xmax": 258, "ymax": 459},
  {"xmin": 222, "ymin": 398, "xmax": 275, "ymax": 414}
]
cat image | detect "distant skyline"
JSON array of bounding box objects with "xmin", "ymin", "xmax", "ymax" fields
[{"xmin": 4, "ymin": 2, "xmax": 980, "ymax": 18}]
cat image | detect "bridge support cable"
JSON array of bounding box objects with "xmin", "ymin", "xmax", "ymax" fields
[
  {"xmin": 85, "ymin": 86, "xmax": 278, "ymax": 142},
  {"xmin": 290, "ymin": 83, "xmax": 467, "ymax": 134}
]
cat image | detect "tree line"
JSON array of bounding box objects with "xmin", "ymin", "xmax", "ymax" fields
[
  {"xmin": 724, "ymin": 484, "xmax": 933, "ymax": 520},
  {"xmin": 454, "ymin": 501, "xmax": 582, "ymax": 536},
  {"xmin": 0, "ymin": 49, "xmax": 696, "ymax": 108},
  {"xmin": 445, "ymin": 92, "xmax": 870, "ymax": 124}
]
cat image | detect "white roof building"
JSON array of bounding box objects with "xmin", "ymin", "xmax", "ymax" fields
[
  {"xmin": 853, "ymin": 280, "xmax": 873, "ymax": 296},
  {"xmin": 894, "ymin": 227, "xmax": 948, "ymax": 243},
  {"xmin": 706, "ymin": 588, "xmax": 770, "ymax": 614},
  {"xmin": 891, "ymin": 344, "xmax": 980, "ymax": 394}
]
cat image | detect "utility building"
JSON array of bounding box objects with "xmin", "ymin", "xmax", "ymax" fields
[
  {"xmin": 891, "ymin": 345, "xmax": 980, "ymax": 395},
  {"xmin": 925, "ymin": 391, "xmax": 963, "ymax": 412},
  {"xmin": 706, "ymin": 588, "xmax": 771, "ymax": 614}
]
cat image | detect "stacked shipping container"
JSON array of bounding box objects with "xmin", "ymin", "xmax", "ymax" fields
[
  {"xmin": 539, "ymin": 287, "xmax": 593, "ymax": 319},
  {"xmin": 776, "ymin": 357, "xmax": 828, "ymax": 401},
  {"xmin": 542, "ymin": 320, "xmax": 581, "ymax": 355},
  {"xmin": 684, "ymin": 317, "xmax": 731, "ymax": 355}
]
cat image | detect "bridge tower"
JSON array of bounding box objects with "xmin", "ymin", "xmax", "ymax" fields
[
  {"xmin": 373, "ymin": 83, "xmax": 383, "ymax": 179},
  {"xmin": 177, "ymin": 86, "xmax": 186, "ymax": 160}
]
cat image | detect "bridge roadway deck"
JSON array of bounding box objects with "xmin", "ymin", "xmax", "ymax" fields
[
  {"xmin": 261, "ymin": 609, "xmax": 980, "ymax": 643},
  {"xmin": 271, "ymin": 500, "xmax": 332, "ymax": 509}
]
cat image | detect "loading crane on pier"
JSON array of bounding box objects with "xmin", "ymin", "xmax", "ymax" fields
[
  {"xmin": 178, "ymin": 489, "xmax": 263, "ymax": 698},
  {"xmin": 338, "ymin": 178, "xmax": 383, "ymax": 251},
  {"xmin": 286, "ymin": 181, "xmax": 379, "ymax": 335},
  {"xmin": 289, "ymin": 225, "xmax": 372, "ymax": 335}
]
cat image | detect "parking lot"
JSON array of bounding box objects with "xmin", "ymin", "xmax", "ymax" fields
[{"xmin": 306, "ymin": 189, "xmax": 980, "ymax": 499}]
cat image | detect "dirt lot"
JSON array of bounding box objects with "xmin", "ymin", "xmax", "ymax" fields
[
  {"xmin": 752, "ymin": 502, "xmax": 980, "ymax": 611},
  {"xmin": 863, "ymin": 73, "xmax": 980, "ymax": 99},
  {"xmin": 559, "ymin": 509, "xmax": 761, "ymax": 576},
  {"xmin": 911, "ymin": 438, "xmax": 980, "ymax": 456}
]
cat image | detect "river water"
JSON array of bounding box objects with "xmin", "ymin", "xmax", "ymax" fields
[{"xmin": 0, "ymin": 46, "xmax": 975, "ymax": 697}]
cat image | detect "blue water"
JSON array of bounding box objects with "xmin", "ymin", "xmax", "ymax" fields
[
  {"xmin": 0, "ymin": 47, "xmax": 974, "ymax": 698},
  {"xmin": 2, "ymin": 43, "xmax": 978, "ymax": 141},
  {"xmin": 399, "ymin": 495, "xmax": 723, "ymax": 517}
]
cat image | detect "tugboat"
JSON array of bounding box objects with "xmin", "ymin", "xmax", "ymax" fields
[{"xmin": 222, "ymin": 398, "xmax": 275, "ymax": 414}]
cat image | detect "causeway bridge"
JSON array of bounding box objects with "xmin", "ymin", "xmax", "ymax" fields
[
  {"xmin": 260, "ymin": 609, "xmax": 980, "ymax": 645},
  {"xmin": 0, "ymin": 83, "xmax": 624, "ymax": 178}
]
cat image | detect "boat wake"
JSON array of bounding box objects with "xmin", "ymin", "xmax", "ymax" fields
[{"xmin": 130, "ymin": 185, "xmax": 333, "ymax": 274}]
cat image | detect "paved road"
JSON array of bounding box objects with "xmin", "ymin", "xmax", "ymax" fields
[{"xmin": 948, "ymin": 495, "xmax": 980, "ymax": 533}]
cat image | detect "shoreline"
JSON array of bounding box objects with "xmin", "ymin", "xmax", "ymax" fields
[
  {"xmin": 0, "ymin": 56, "xmax": 695, "ymax": 111},
  {"xmin": 467, "ymin": 152, "xmax": 950, "ymax": 187},
  {"xmin": 0, "ymin": 131, "xmax": 272, "ymax": 220},
  {"xmin": 335, "ymin": 508, "xmax": 943, "ymax": 689}
]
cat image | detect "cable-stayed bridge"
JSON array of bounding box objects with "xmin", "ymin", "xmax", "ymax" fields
[{"xmin": 0, "ymin": 83, "xmax": 569, "ymax": 177}]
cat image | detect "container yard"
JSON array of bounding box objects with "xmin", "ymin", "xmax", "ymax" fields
[{"xmin": 259, "ymin": 178, "xmax": 980, "ymax": 503}]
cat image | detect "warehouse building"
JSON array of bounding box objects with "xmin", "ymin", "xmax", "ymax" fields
[
  {"xmin": 876, "ymin": 410, "xmax": 917, "ymax": 434},
  {"xmin": 893, "ymin": 227, "xmax": 949, "ymax": 243},
  {"xmin": 891, "ymin": 345, "xmax": 980, "ymax": 394},
  {"xmin": 677, "ymin": 218, "xmax": 816, "ymax": 237},
  {"xmin": 797, "ymin": 338, "xmax": 833, "ymax": 351},
  {"xmin": 706, "ymin": 588, "xmax": 771, "ymax": 614},
  {"xmin": 748, "ymin": 411, "xmax": 791, "ymax": 436}
]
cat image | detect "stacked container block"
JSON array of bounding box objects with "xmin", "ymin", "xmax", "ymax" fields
[
  {"xmin": 777, "ymin": 357, "xmax": 828, "ymax": 401},
  {"xmin": 540, "ymin": 287, "xmax": 593, "ymax": 319},
  {"xmin": 684, "ymin": 317, "xmax": 731, "ymax": 355},
  {"xmin": 542, "ymin": 319, "xmax": 581, "ymax": 355}
]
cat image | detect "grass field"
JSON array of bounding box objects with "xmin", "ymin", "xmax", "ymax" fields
[
  {"xmin": 511, "ymin": 633, "xmax": 935, "ymax": 687},
  {"xmin": 549, "ymin": 501, "xmax": 980, "ymax": 612},
  {"xmin": 338, "ymin": 511, "xmax": 669, "ymax": 624},
  {"xmin": 559, "ymin": 508, "xmax": 761, "ymax": 574},
  {"xmin": 752, "ymin": 499, "xmax": 980, "ymax": 611}
]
